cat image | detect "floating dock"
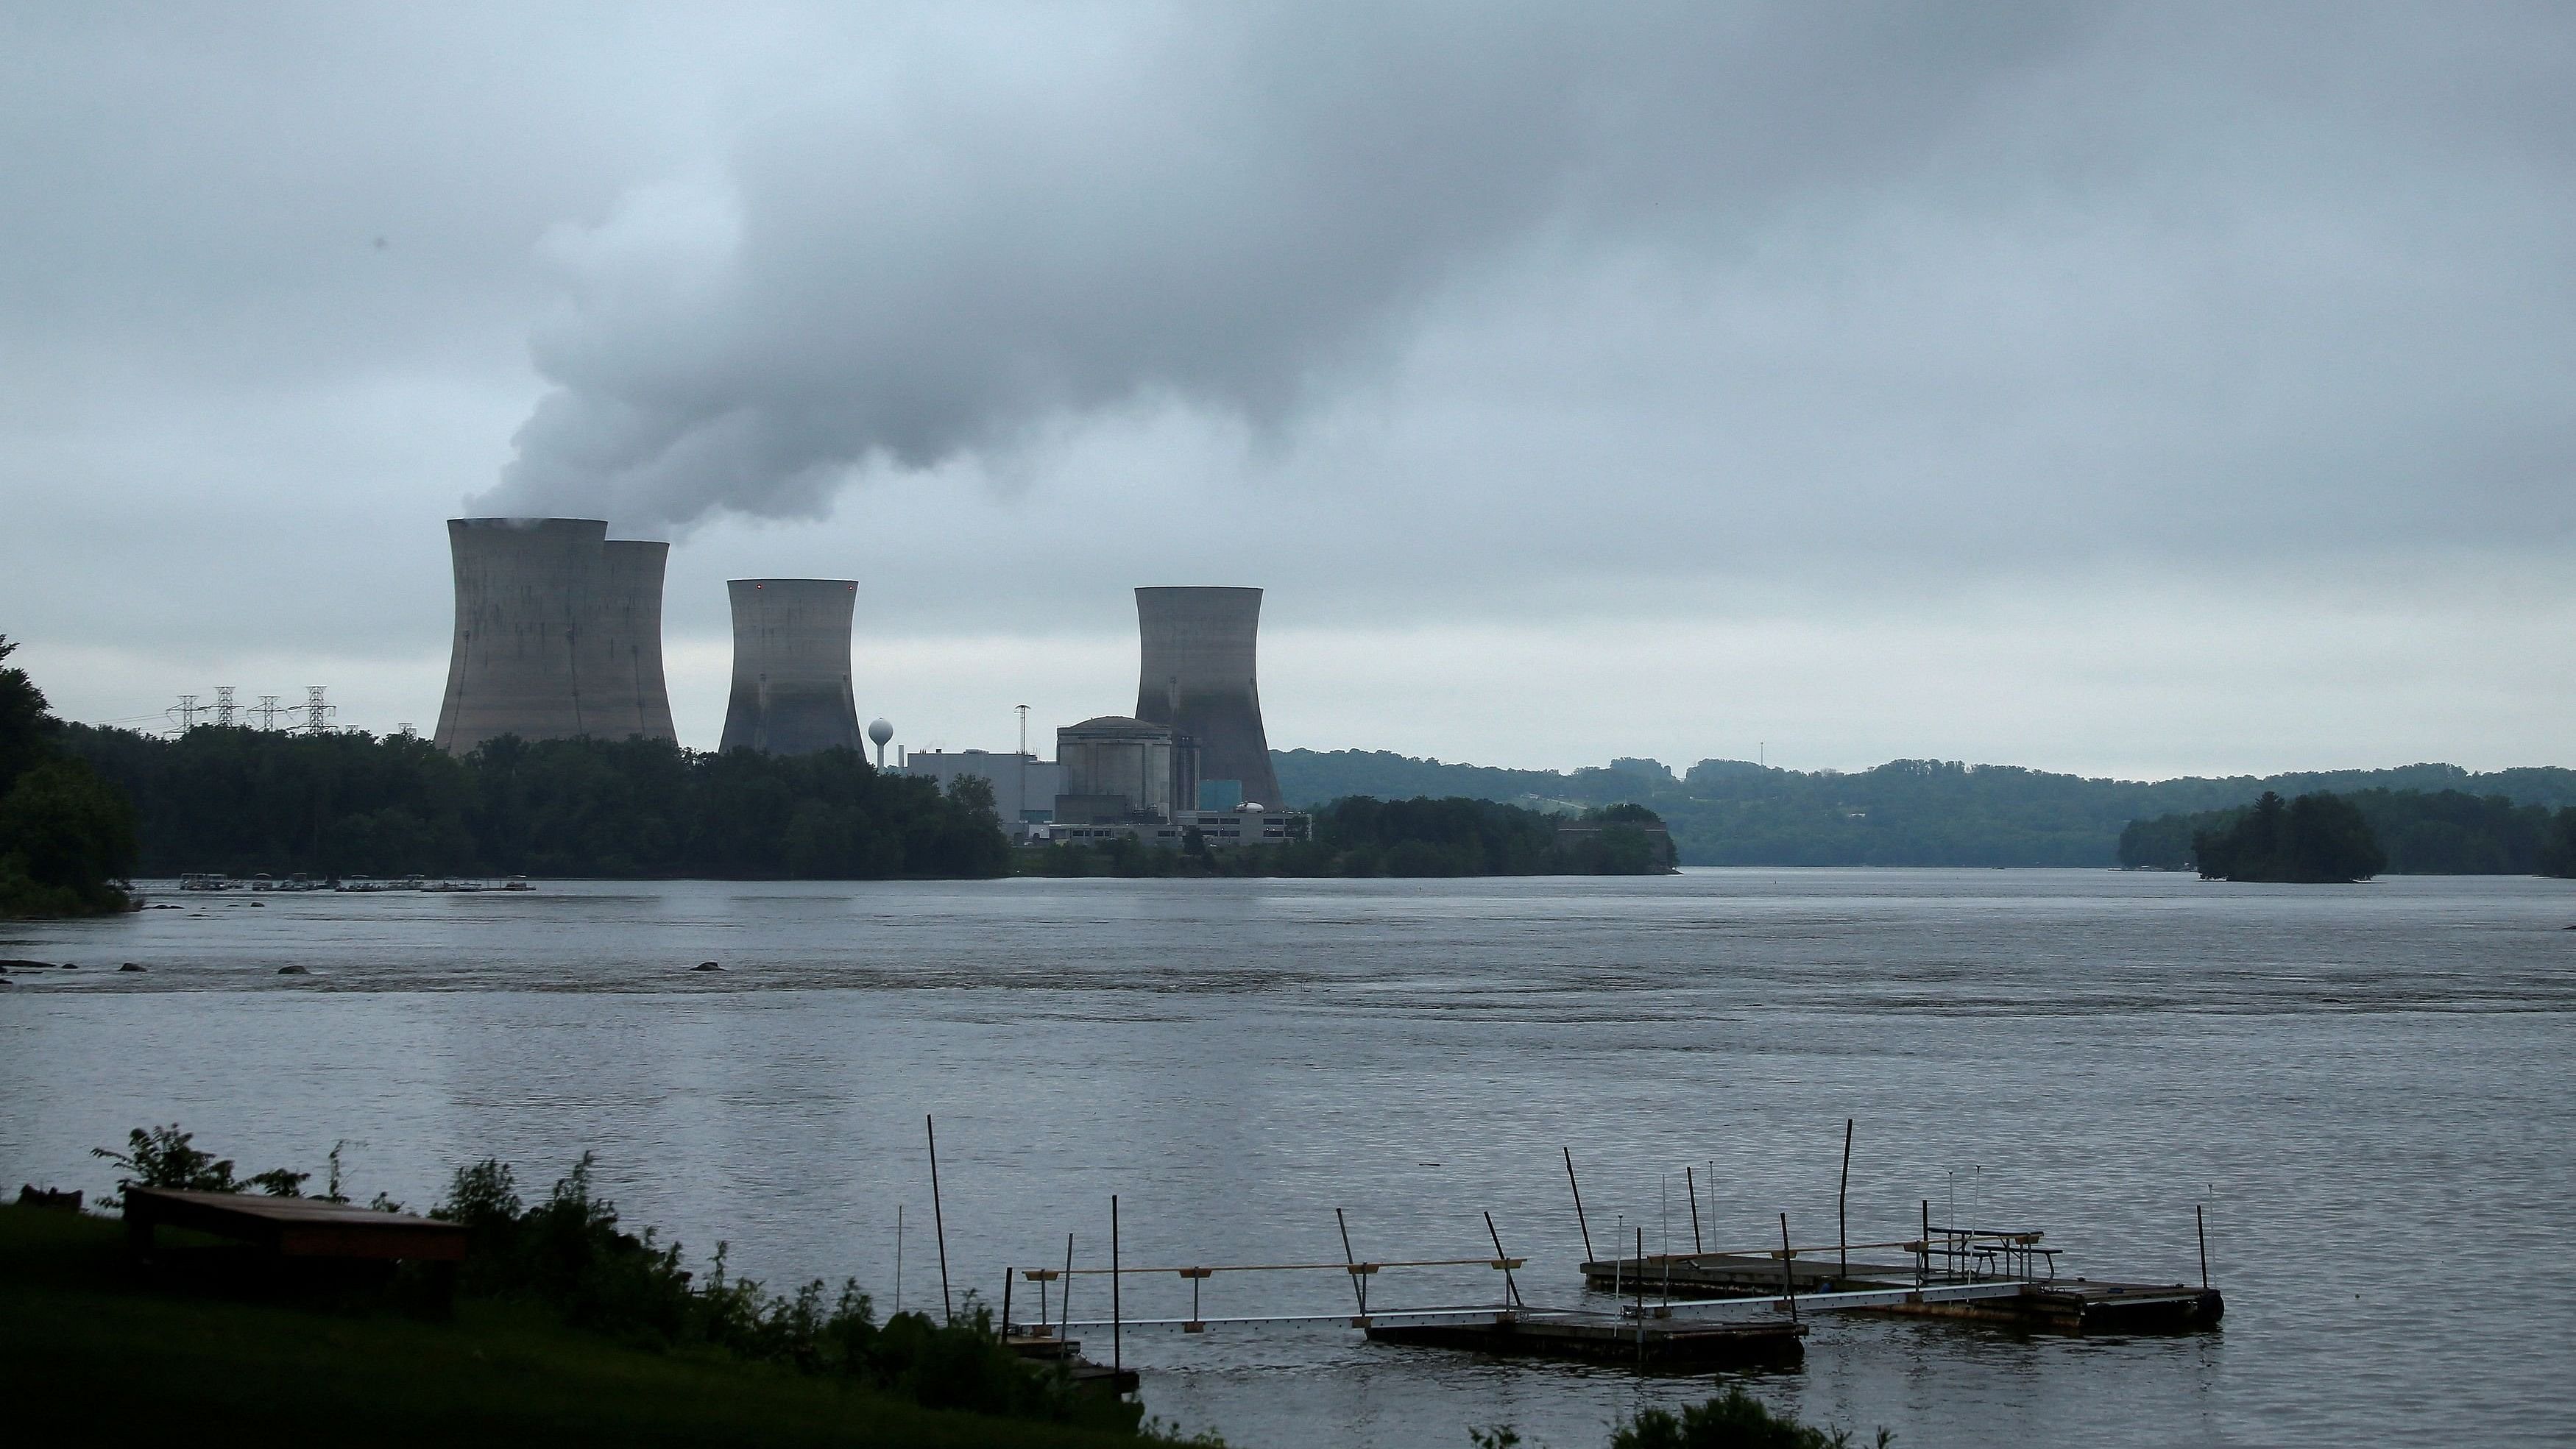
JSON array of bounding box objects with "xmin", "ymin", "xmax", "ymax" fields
[
  {"xmin": 1362, "ymin": 1305, "xmax": 1805, "ymax": 1365},
  {"xmin": 967, "ymin": 1129, "xmax": 2224, "ymax": 1391},
  {"xmin": 1580, "ymin": 1230, "xmax": 2223, "ymax": 1334},
  {"xmin": 1003, "ymin": 1329, "xmax": 1139, "ymax": 1394}
]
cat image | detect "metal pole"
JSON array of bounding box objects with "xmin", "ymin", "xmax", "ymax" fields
[
  {"xmin": 1920, "ymin": 1199, "xmax": 1931, "ymax": 1284},
  {"xmin": 1660, "ymin": 1175, "xmax": 1670, "ymax": 1306},
  {"xmin": 1780, "ymin": 1213, "xmax": 1797, "ymax": 1322},
  {"xmin": 1685, "ymin": 1166, "xmax": 1703, "ymax": 1254},
  {"xmin": 1839, "ymin": 1118, "xmax": 1853, "ymax": 1280},
  {"xmin": 1337, "ymin": 1208, "xmax": 1367, "ymax": 1317},
  {"xmin": 1111, "ymin": 1195, "xmax": 1122, "ymax": 1376},
  {"xmin": 1485, "ymin": 1211, "xmax": 1523, "ymax": 1308},
  {"xmin": 895, "ymin": 1203, "xmax": 905, "ymax": 1314},
  {"xmin": 1002, "ymin": 1269, "xmax": 1013, "ymax": 1341},
  {"xmin": 1658, "ymin": 1183, "xmax": 1671, "ymax": 1309},
  {"xmin": 1635, "ymin": 1225, "xmax": 1646, "ymax": 1361},
  {"xmin": 926, "ymin": 1116, "xmax": 953, "ymax": 1324},
  {"xmin": 1563, "ymin": 1147, "xmax": 1596, "ymax": 1263},
  {"xmin": 2197, "ymin": 1204, "xmax": 2209, "ymax": 1290},
  {"xmin": 1062, "ymin": 1233, "xmax": 1075, "ymax": 1339}
]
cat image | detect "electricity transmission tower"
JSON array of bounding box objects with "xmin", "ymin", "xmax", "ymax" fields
[{"xmin": 295, "ymin": 686, "xmax": 338, "ymax": 735}]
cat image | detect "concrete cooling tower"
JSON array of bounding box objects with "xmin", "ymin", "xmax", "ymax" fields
[
  {"xmin": 719, "ymin": 579, "xmax": 863, "ymax": 755},
  {"xmin": 432, "ymin": 517, "xmax": 679, "ymax": 754},
  {"xmin": 1133, "ymin": 585, "xmax": 1283, "ymax": 809}
]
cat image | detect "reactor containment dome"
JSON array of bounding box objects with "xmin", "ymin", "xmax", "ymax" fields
[
  {"xmin": 1133, "ymin": 585, "xmax": 1281, "ymax": 809},
  {"xmin": 720, "ymin": 579, "xmax": 863, "ymax": 756},
  {"xmin": 433, "ymin": 517, "xmax": 678, "ymax": 755}
]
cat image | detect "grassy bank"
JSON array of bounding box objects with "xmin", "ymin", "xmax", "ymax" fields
[{"xmin": 0, "ymin": 1205, "xmax": 1143, "ymax": 1448}]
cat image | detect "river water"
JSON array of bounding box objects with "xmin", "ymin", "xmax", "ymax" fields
[{"xmin": 4, "ymin": 871, "xmax": 2570, "ymax": 1447}]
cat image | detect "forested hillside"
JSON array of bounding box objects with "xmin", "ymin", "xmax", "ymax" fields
[{"xmin": 1273, "ymin": 748, "xmax": 2576, "ymax": 868}]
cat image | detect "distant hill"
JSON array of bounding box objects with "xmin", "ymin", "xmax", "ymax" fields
[{"xmin": 1270, "ymin": 749, "xmax": 2576, "ymax": 868}]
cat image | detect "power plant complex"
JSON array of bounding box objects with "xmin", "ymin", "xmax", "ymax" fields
[{"xmin": 428, "ymin": 517, "xmax": 1302, "ymax": 848}]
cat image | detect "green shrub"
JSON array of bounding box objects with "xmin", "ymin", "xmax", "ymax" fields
[
  {"xmin": 88, "ymin": 1124, "xmax": 306, "ymax": 1206},
  {"xmin": 431, "ymin": 1152, "xmax": 1130, "ymax": 1431},
  {"xmin": 1610, "ymin": 1387, "xmax": 1888, "ymax": 1449}
]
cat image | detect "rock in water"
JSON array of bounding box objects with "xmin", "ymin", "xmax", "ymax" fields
[
  {"xmin": 277, "ymin": 964, "xmax": 310, "ymax": 975},
  {"xmin": 119, "ymin": 963, "xmax": 146, "ymax": 972},
  {"xmin": 693, "ymin": 960, "xmax": 723, "ymax": 971}
]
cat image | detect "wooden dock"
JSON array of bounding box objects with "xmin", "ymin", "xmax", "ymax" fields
[
  {"xmin": 969, "ymin": 1130, "xmax": 2226, "ymax": 1387},
  {"xmin": 1361, "ymin": 1305, "xmax": 1805, "ymax": 1365},
  {"xmin": 1580, "ymin": 1250, "xmax": 2223, "ymax": 1333},
  {"xmin": 1034, "ymin": 1301, "xmax": 1807, "ymax": 1367},
  {"xmin": 1003, "ymin": 1331, "xmax": 1140, "ymax": 1395}
]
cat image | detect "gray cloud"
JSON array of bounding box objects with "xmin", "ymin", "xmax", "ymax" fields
[{"xmin": 482, "ymin": 4, "xmax": 2103, "ymax": 527}]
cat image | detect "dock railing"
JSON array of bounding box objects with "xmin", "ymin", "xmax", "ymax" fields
[
  {"xmin": 1009, "ymin": 1251, "xmax": 1529, "ymax": 1336},
  {"xmin": 1593, "ymin": 1227, "xmax": 2058, "ymax": 1289}
]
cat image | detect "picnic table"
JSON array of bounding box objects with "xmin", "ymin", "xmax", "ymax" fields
[{"xmin": 121, "ymin": 1186, "xmax": 468, "ymax": 1303}]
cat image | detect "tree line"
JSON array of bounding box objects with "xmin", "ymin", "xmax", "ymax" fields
[
  {"xmin": 59, "ymin": 724, "xmax": 1011, "ymax": 881},
  {"xmin": 1276, "ymin": 748, "xmax": 2576, "ymax": 869},
  {"xmin": 1020, "ymin": 797, "xmax": 1674, "ymax": 878},
  {"xmin": 2120, "ymin": 787, "xmax": 2576, "ymax": 876}
]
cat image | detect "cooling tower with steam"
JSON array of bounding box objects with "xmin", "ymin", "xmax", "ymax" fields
[
  {"xmin": 433, "ymin": 517, "xmax": 679, "ymax": 754},
  {"xmin": 1133, "ymin": 585, "xmax": 1282, "ymax": 809},
  {"xmin": 719, "ymin": 579, "xmax": 863, "ymax": 755}
]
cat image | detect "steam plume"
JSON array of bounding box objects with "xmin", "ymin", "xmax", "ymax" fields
[{"xmin": 478, "ymin": 4, "xmax": 2088, "ymax": 529}]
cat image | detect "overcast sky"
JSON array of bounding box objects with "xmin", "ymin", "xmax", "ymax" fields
[{"xmin": 4, "ymin": 2, "xmax": 2570, "ymax": 778}]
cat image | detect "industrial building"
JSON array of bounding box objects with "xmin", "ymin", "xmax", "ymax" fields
[
  {"xmin": 1172, "ymin": 807, "xmax": 1302, "ymax": 846},
  {"xmin": 433, "ymin": 517, "xmax": 678, "ymax": 754},
  {"xmin": 1133, "ymin": 586, "xmax": 1282, "ymax": 809},
  {"xmin": 1053, "ymin": 715, "xmax": 1192, "ymax": 823},
  {"xmin": 1049, "ymin": 712, "xmax": 1302, "ymax": 849},
  {"xmin": 899, "ymin": 749, "xmax": 1065, "ymax": 839},
  {"xmin": 719, "ymin": 579, "xmax": 863, "ymax": 755}
]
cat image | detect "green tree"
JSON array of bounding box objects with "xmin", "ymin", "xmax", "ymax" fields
[
  {"xmin": 2540, "ymin": 807, "xmax": 2576, "ymax": 879},
  {"xmin": 0, "ymin": 759, "xmax": 138, "ymax": 897},
  {"xmin": 0, "ymin": 635, "xmax": 57, "ymax": 790},
  {"xmin": 2193, "ymin": 790, "xmax": 2386, "ymax": 882},
  {"xmin": 0, "ymin": 637, "xmax": 140, "ymax": 916}
]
